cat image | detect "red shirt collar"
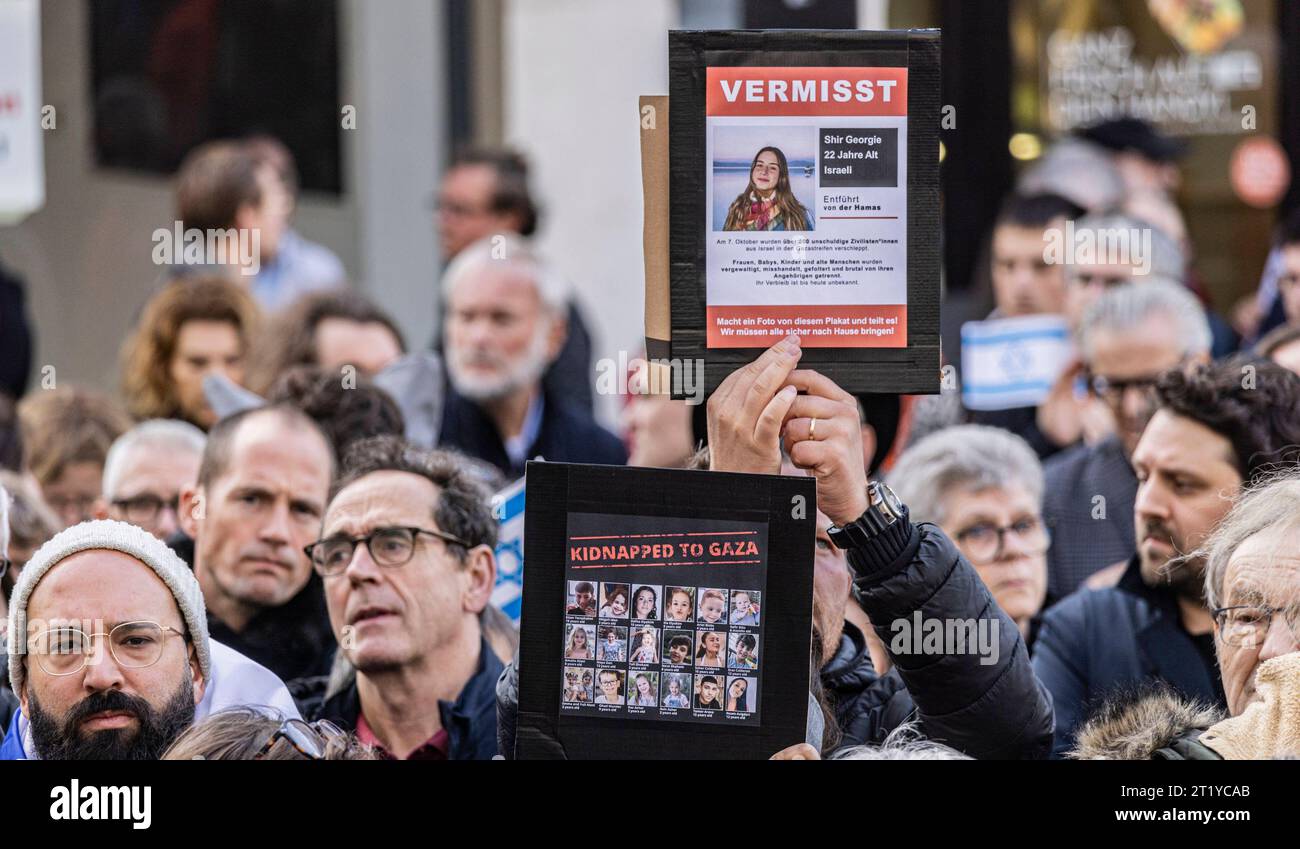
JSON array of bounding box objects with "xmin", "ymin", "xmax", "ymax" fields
[{"xmin": 355, "ymin": 711, "xmax": 450, "ymax": 761}]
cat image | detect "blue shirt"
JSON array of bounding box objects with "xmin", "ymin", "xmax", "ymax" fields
[{"xmin": 249, "ymin": 229, "xmax": 345, "ymax": 311}]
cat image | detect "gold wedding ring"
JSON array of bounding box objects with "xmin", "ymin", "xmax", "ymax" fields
[{"xmin": 809, "ymin": 417, "xmax": 818, "ymax": 439}]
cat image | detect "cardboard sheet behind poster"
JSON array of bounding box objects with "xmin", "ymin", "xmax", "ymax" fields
[
  {"xmin": 516, "ymin": 462, "xmax": 814, "ymax": 759},
  {"xmin": 669, "ymin": 29, "xmax": 940, "ymax": 397}
]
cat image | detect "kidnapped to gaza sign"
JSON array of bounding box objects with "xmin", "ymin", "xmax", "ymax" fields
[{"xmin": 669, "ymin": 29, "xmax": 940, "ymax": 397}]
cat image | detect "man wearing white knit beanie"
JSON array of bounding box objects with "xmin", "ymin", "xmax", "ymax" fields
[{"xmin": 1, "ymin": 519, "xmax": 296, "ymax": 760}]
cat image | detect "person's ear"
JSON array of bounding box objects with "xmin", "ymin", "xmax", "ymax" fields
[
  {"xmin": 545, "ymin": 310, "xmax": 568, "ymax": 364},
  {"xmin": 188, "ymin": 643, "xmax": 206, "ymax": 706},
  {"xmin": 178, "ymin": 485, "xmax": 204, "ymax": 540},
  {"xmin": 232, "ymin": 201, "xmax": 260, "ymax": 232},
  {"xmin": 17, "ymin": 661, "xmax": 29, "ymax": 715},
  {"xmin": 462, "ymin": 545, "xmax": 496, "ymax": 614},
  {"xmin": 92, "ymin": 498, "xmax": 110, "ymax": 521}
]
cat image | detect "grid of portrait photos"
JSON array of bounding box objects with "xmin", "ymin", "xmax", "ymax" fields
[{"xmin": 562, "ymin": 580, "xmax": 761, "ymax": 725}]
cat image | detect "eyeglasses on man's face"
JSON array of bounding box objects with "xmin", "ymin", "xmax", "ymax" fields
[
  {"xmin": 304, "ymin": 525, "xmax": 471, "ymax": 576},
  {"xmin": 111, "ymin": 493, "xmax": 181, "ymax": 525},
  {"xmin": 28, "ymin": 621, "xmax": 187, "ymax": 676},
  {"xmin": 1212, "ymin": 604, "xmax": 1300, "ymax": 649}
]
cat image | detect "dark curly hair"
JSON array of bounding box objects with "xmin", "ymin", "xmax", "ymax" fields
[
  {"xmin": 332, "ymin": 436, "xmax": 498, "ymax": 559},
  {"xmin": 1155, "ymin": 356, "xmax": 1300, "ymax": 486},
  {"xmin": 266, "ymin": 365, "xmax": 405, "ymax": 461}
]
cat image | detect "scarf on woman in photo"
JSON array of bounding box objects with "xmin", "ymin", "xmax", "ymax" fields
[{"xmin": 736, "ymin": 192, "xmax": 784, "ymax": 231}]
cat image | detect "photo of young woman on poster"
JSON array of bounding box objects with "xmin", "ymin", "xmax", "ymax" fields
[
  {"xmin": 694, "ymin": 675, "xmax": 723, "ymax": 710},
  {"xmin": 599, "ymin": 583, "xmax": 630, "ymax": 618},
  {"xmin": 695, "ymin": 630, "xmax": 724, "ymax": 668},
  {"xmin": 664, "ymin": 633, "xmax": 693, "ymax": 665},
  {"xmin": 661, "ymin": 673, "xmax": 691, "ymax": 709},
  {"xmin": 726, "ymin": 677, "xmax": 753, "ymax": 713},
  {"xmin": 629, "ymin": 627, "xmax": 659, "ymax": 663},
  {"xmin": 565, "ymin": 624, "xmax": 595, "ymax": 659},
  {"xmin": 599, "ymin": 626, "xmax": 627, "ymax": 662},
  {"xmin": 664, "ymin": 586, "xmax": 695, "ymax": 623},
  {"xmin": 729, "ymin": 590, "xmax": 760, "ymax": 625},
  {"xmin": 631, "ymin": 585, "xmax": 660, "ymax": 620},
  {"xmin": 595, "ymin": 669, "xmax": 625, "ymax": 705},
  {"xmin": 697, "ymin": 588, "xmax": 727, "ymax": 624},
  {"xmin": 721, "ymin": 146, "xmax": 814, "ymax": 232},
  {"xmin": 630, "ymin": 672, "xmax": 659, "ymax": 707}
]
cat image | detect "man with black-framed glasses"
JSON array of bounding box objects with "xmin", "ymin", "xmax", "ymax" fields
[{"xmin": 292, "ymin": 435, "xmax": 503, "ymax": 760}]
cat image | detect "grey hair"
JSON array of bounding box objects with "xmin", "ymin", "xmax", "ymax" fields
[
  {"xmin": 886, "ymin": 424, "xmax": 1043, "ymax": 526},
  {"xmin": 1078, "ymin": 281, "xmax": 1212, "ymax": 362},
  {"xmin": 1068, "ymin": 211, "xmax": 1186, "ymax": 282},
  {"xmin": 102, "ymin": 419, "xmax": 208, "ymax": 499},
  {"xmin": 1017, "ymin": 137, "xmax": 1124, "ymax": 212},
  {"xmin": 831, "ymin": 723, "xmax": 972, "ymax": 760},
  {"xmin": 440, "ymin": 234, "xmax": 570, "ymax": 315},
  {"xmin": 1200, "ymin": 469, "xmax": 1300, "ymax": 611}
]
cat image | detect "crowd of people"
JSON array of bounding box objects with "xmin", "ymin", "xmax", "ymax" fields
[{"xmin": 0, "ymin": 118, "xmax": 1298, "ymax": 762}]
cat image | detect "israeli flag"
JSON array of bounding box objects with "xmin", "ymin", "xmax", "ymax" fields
[
  {"xmin": 961, "ymin": 315, "xmax": 1074, "ymax": 411},
  {"xmin": 490, "ymin": 476, "xmax": 527, "ymax": 623}
]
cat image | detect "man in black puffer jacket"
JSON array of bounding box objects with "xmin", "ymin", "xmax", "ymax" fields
[
  {"xmin": 496, "ymin": 341, "xmax": 1053, "ymax": 759},
  {"xmin": 812, "ymin": 496, "xmax": 1052, "ymax": 759}
]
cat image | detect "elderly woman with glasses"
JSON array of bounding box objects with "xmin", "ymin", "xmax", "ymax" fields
[{"xmin": 888, "ymin": 425, "xmax": 1050, "ymax": 645}]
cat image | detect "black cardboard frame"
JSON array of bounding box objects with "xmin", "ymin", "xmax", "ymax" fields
[
  {"xmin": 669, "ymin": 29, "xmax": 941, "ymax": 398},
  {"xmin": 515, "ymin": 461, "xmax": 815, "ymax": 760}
]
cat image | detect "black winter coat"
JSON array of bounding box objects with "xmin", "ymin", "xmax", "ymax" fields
[
  {"xmin": 820, "ymin": 622, "xmax": 913, "ymax": 747},
  {"xmin": 438, "ymin": 385, "xmax": 627, "ymax": 482},
  {"xmin": 843, "ymin": 516, "xmax": 1055, "ymax": 759},
  {"xmin": 1032, "ymin": 555, "xmax": 1225, "ymax": 757},
  {"xmin": 292, "ymin": 638, "xmax": 504, "ymax": 760}
]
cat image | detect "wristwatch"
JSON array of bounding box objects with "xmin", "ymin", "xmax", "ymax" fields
[{"xmin": 827, "ymin": 481, "xmax": 906, "ymax": 550}]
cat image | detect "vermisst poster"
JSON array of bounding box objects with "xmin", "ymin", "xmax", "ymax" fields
[
  {"xmin": 670, "ymin": 30, "xmax": 940, "ymax": 396},
  {"xmin": 516, "ymin": 462, "xmax": 814, "ymax": 759}
]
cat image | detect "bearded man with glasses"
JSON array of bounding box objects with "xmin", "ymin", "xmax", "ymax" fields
[
  {"xmin": 1, "ymin": 520, "xmax": 299, "ymax": 760},
  {"xmin": 294, "ymin": 436, "xmax": 503, "ymax": 760}
]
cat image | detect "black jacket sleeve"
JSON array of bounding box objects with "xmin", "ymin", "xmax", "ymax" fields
[{"xmin": 848, "ymin": 518, "xmax": 1055, "ymax": 759}]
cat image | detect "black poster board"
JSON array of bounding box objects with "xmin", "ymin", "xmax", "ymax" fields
[
  {"xmin": 516, "ymin": 462, "xmax": 815, "ymax": 759},
  {"xmin": 669, "ymin": 29, "xmax": 941, "ymax": 397}
]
